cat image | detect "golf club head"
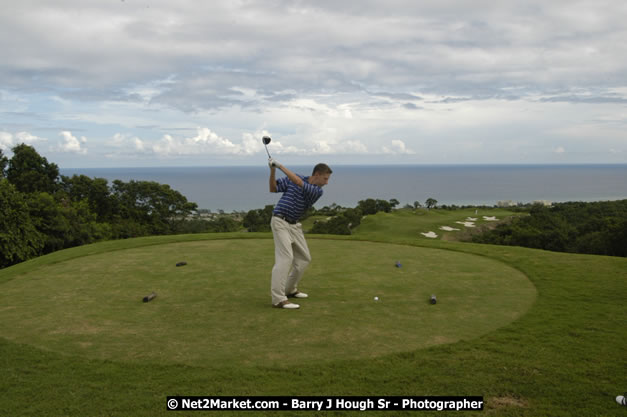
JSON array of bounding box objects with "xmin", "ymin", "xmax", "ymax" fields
[{"xmin": 262, "ymin": 136, "xmax": 272, "ymax": 158}]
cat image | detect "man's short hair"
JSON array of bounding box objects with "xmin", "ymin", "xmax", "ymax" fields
[{"xmin": 313, "ymin": 163, "xmax": 332, "ymax": 175}]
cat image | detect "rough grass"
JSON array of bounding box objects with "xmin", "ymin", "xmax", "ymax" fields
[{"xmin": 1, "ymin": 211, "xmax": 626, "ymax": 417}]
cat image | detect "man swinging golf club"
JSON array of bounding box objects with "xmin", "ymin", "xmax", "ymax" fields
[{"xmin": 266, "ymin": 139, "xmax": 332, "ymax": 309}]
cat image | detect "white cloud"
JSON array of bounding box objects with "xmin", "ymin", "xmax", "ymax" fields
[
  {"xmin": 554, "ymin": 146, "xmax": 566, "ymax": 154},
  {"xmin": 263, "ymin": 140, "xmax": 306, "ymax": 155},
  {"xmin": 145, "ymin": 126, "xmax": 372, "ymax": 158},
  {"xmin": 341, "ymin": 140, "xmax": 368, "ymax": 153},
  {"xmin": 152, "ymin": 128, "xmax": 241, "ymax": 156},
  {"xmin": 108, "ymin": 129, "xmax": 275, "ymax": 158},
  {"xmin": 189, "ymin": 128, "xmax": 240, "ymax": 153},
  {"xmin": 3, "ymin": 2, "xmax": 627, "ymax": 99},
  {"xmin": 16, "ymin": 131, "xmax": 46, "ymax": 144},
  {"xmin": 0, "ymin": 131, "xmax": 47, "ymax": 151},
  {"xmin": 382, "ymin": 140, "xmax": 415, "ymax": 155},
  {"xmin": 2, "ymin": 1, "xmax": 627, "ymax": 166},
  {"xmin": 308, "ymin": 139, "xmax": 369, "ymax": 154},
  {"xmin": 152, "ymin": 134, "xmax": 180, "ymax": 156},
  {"xmin": 110, "ymin": 133, "xmax": 146, "ymax": 152},
  {"xmin": 242, "ymin": 130, "xmax": 272, "ymax": 155},
  {"xmin": 110, "ymin": 133, "xmax": 128, "ymax": 147},
  {"xmin": 133, "ymin": 137, "xmax": 145, "ymax": 152},
  {"xmin": 0, "ymin": 131, "xmax": 12, "ymax": 151},
  {"xmin": 59, "ymin": 131, "xmax": 87, "ymax": 154}
]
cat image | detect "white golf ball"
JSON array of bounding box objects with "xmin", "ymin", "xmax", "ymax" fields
[{"xmin": 374, "ymin": 296, "xmax": 379, "ymax": 301}]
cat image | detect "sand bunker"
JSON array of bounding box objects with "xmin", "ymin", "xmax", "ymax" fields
[
  {"xmin": 421, "ymin": 231, "xmax": 438, "ymax": 238},
  {"xmin": 456, "ymin": 221, "xmax": 476, "ymax": 228},
  {"xmin": 483, "ymin": 216, "xmax": 498, "ymax": 221},
  {"xmin": 439, "ymin": 226, "xmax": 460, "ymax": 231},
  {"xmin": 466, "ymin": 217, "xmax": 478, "ymax": 221}
]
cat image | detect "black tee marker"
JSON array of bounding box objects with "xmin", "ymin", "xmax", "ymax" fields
[{"xmin": 143, "ymin": 292, "xmax": 157, "ymax": 303}]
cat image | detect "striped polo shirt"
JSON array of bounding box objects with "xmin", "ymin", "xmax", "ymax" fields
[{"xmin": 273, "ymin": 174, "xmax": 323, "ymax": 222}]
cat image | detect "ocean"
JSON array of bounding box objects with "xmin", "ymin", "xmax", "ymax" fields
[{"xmin": 60, "ymin": 164, "xmax": 627, "ymax": 212}]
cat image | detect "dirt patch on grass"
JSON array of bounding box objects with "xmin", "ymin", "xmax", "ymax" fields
[{"xmin": 486, "ymin": 395, "xmax": 528, "ymax": 412}]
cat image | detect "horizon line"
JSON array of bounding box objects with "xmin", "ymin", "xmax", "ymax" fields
[{"xmin": 59, "ymin": 162, "xmax": 627, "ymax": 170}]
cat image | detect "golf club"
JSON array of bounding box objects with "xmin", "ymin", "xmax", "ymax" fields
[{"xmin": 262, "ymin": 136, "xmax": 272, "ymax": 159}]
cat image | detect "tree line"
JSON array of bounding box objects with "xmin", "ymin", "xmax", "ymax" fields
[
  {"xmin": 472, "ymin": 200, "xmax": 627, "ymax": 257},
  {"xmin": 241, "ymin": 198, "xmax": 404, "ymax": 235},
  {"xmin": 2, "ymin": 144, "xmax": 426, "ymax": 267},
  {"xmin": 1, "ymin": 145, "xmax": 198, "ymax": 268}
]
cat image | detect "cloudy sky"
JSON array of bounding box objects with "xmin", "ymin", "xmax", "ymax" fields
[{"xmin": 1, "ymin": 0, "xmax": 626, "ymax": 167}]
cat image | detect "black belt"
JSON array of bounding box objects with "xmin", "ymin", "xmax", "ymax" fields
[{"xmin": 274, "ymin": 214, "xmax": 298, "ymax": 224}]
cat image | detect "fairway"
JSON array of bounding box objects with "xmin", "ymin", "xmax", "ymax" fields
[{"xmin": 0, "ymin": 238, "xmax": 535, "ymax": 367}]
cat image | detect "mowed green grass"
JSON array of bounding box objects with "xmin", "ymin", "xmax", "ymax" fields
[
  {"xmin": 301, "ymin": 207, "xmax": 519, "ymax": 239},
  {"xmin": 352, "ymin": 207, "xmax": 520, "ymax": 241},
  {"xmin": 1, "ymin": 210, "xmax": 626, "ymax": 416},
  {"xmin": 0, "ymin": 239, "xmax": 534, "ymax": 366}
]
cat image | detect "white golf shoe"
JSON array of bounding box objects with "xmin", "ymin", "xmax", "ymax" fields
[
  {"xmin": 273, "ymin": 300, "xmax": 300, "ymax": 309},
  {"xmin": 287, "ymin": 291, "xmax": 308, "ymax": 299}
]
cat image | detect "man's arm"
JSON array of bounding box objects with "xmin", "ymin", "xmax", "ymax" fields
[
  {"xmin": 269, "ymin": 166, "xmax": 277, "ymax": 192},
  {"xmin": 277, "ymin": 163, "xmax": 304, "ymax": 187}
]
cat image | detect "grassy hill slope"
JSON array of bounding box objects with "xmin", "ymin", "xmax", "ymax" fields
[{"xmin": 1, "ymin": 210, "xmax": 625, "ymax": 416}]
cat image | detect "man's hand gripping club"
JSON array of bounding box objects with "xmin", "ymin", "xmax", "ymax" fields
[{"xmin": 268, "ymin": 158, "xmax": 304, "ymax": 189}]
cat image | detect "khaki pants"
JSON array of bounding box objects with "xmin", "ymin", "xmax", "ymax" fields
[{"xmin": 270, "ymin": 216, "xmax": 312, "ymax": 305}]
